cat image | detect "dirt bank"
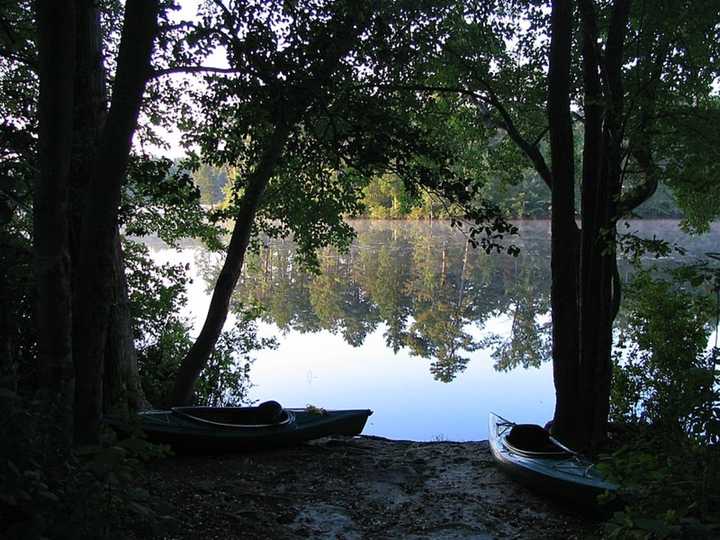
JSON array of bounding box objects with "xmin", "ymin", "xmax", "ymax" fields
[{"xmin": 140, "ymin": 436, "xmax": 597, "ymax": 539}]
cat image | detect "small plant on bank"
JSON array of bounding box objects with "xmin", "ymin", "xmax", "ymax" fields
[{"xmin": 126, "ymin": 241, "xmax": 276, "ymax": 407}]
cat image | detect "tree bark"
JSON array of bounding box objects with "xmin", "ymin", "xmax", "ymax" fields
[
  {"xmin": 69, "ymin": 0, "xmax": 107, "ymax": 252},
  {"xmin": 73, "ymin": 0, "xmax": 159, "ymax": 444},
  {"xmin": 484, "ymin": 0, "xmax": 663, "ymax": 449},
  {"xmin": 544, "ymin": 0, "xmax": 632, "ymax": 450},
  {"xmin": 35, "ymin": 0, "xmax": 77, "ymax": 455},
  {"xmin": 548, "ymin": 0, "xmax": 581, "ymax": 447},
  {"xmin": 171, "ymin": 123, "xmax": 292, "ymax": 405},
  {"xmin": 0, "ymin": 271, "xmax": 16, "ymax": 392},
  {"xmin": 70, "ymin": 0, "xmax": 106, "ymax": 436},
  {"xmin": 590, "ymin": 0, "xmax": 630, "ymax": 447}
]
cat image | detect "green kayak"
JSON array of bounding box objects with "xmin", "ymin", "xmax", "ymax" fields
[
  {"xmin": 488, "ymin": 412, "xmax": 617, "ymax": 502},
  {"xmin": 106, "ymin": 402, "xmax": 372, "ymax": 453}
]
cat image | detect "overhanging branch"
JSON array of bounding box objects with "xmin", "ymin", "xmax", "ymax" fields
[
  {"xmin": 151, "ymin": 65, "xmax": 241, "ymax": 78},
  {"xmin": 485, "ymin": 91, "xmax": 552, "ymax": 188},
  {"xmin": 360, "ymin": 80, "xmax": 554, "ymax": 189},
  {"xmin": 617, "ymin": 148, "xmax": 658, "ymax": 214},
  {"xmin": 442, "ymin": 45, "xmax": 553, "ymax": 187}
]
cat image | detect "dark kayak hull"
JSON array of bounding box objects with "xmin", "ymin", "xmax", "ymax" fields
[
  {"xmin": 107, "ymin": 407, "xmax": 372, "ymax": 453},
  {"xmin": 488, "ymin": 413, "xmax": 617, "ymax": 502}
]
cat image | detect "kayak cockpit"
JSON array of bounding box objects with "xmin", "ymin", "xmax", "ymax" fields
[
  {"xmin": 171, "ymin": 400, "xmax": 292, "ymax": 428},
  {"xmin": 504, "ymin": 423, "xmax": 572, "ymax": 458}
]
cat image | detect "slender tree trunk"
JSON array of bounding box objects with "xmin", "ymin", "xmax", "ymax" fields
[
  {"xmin": 73, "ymin": 0, "xmax": 159, "ymax": 443},
  {"xmin": 69, "ymin": 0, "xmax": 107, "ymax": 241},
  {"xmin": 0, "ymin": 281, "xmax": 16, "ymax": 391},
  {"xmin": 35, "ymin": 0, "xmax": 76, "ymax": 455},
  {"xmin": 104, "ymin": 232, "xmax": 149, "ymax": 417},
  {"xmin": 548, "ymin": 0, "xmax": 582, "ymax": 447},
  {"xmin": 170, "ymin": 6, "xmax": 369, "ymax": 405},
  {"xmin": 171, "ymin": 123, "xmax": 291, "ymax": 405},
  {"xmin": 548, "ymin": 0, "xmax": 631, "ymax": 449}
]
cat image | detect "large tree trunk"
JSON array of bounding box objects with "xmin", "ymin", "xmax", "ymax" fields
[
  {"xmin": 73, "ymin": 0, "xmax": 159, "ymax": 444},
  {"xmin": 69, "ymin": 0, "xmax": 107, "ymax": 232},
  {"xmin": 576, "ymin": 0, "xmax": 630, "ymax": 448},
  {"xmin": 171, "ymin": 123, "xmax": 291, "ymax": 405},
  {"xmin": 577, "ymin": 0, "xmax": 610, "ymax": 450},
  {"xmin": 70, "ymin": 0, "xmax": 146, "ymax": 428},
  {"xmin": 35, "ymin": 0, "xmax": 77, "ymax": 455},
  {"xmin": 547, "ymin": 0, "xmax": 582, "ymax": 448},
  {"xmin": 70, "ymin": 0, "xmax": 106, "ymax": 438},
  {"xmin": 548, "ymin": 0, "xmax": 631, "ymax": 450}
]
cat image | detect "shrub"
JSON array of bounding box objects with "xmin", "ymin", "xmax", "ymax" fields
[{"xmin": 603, "ymin": 269, "xmax": 720, "ymax": 538}]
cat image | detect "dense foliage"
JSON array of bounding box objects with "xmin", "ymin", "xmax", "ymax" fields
[
  {"xmin": 602, "ymin": 264, "xmax": 720, "ymax": 538},
  {"xmin": 357, "ymin": 174, "xmax": 684, "ymax": 221},
  {"xmin": 612, "ymin": 271, "xmax": 717, "ymax": 436}
]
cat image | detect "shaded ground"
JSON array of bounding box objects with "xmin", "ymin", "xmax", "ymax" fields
[{"xmin": 141, "ymin": 436, "xmax": 598, "ymax": 539}]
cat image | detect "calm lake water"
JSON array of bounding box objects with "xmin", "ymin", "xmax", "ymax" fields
[{"xmin": 145, "ymin": 220, "xmax": 720, "ymax": 441}]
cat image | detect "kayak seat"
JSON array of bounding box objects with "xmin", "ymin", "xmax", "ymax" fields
[
  {"xmin": 505, "ymin": 423, "xmax": 569, "ymax": 456},
  {"xmin": 257, "ymin": 400, "xmax": 284, "ymax": 424}
]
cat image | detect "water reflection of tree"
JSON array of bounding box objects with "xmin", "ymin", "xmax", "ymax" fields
[
  {"xmin": 354, "ymin": 229, "xmax": 412, "ymax": 352},
  {"xmin": 402, "ymin": 230, "xmax": 480, "ymax": 381},
  {"xmin": 237, "ymin": 243, "xmax": 321, "ymax": 333},
  {"xmin": 309, "ymin": 247, "xmax": 379, "ymax": 346},
  {"xmin": 196, "ymin": 221, "xmax": 555, "ymax": 380},
  {"xmin": 482, "ymin": 257, "xmax": 552, "ymax": 372}
]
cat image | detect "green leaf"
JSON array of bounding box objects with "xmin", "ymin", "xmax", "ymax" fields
[
  {"xmin": 23, "ymin": 469, "xmax": 42, "ymax": 481},
  {"xmin": 86, "ymin": 446, "xmax": 127, "ymax": 479},
  {"xmin": 7, "ymin": 459, "xmax": 21, "ymax": 477},
  {"xmin": 128, "ymin": 500, "xmax": 154, "ymax": 518},
  {"xmin": 75, "ymin": 444, "xmax": 103, "ymax": 457},
  {"xmin": 117, "ymin": 437, "xmax": 151, "ymax": 453}
]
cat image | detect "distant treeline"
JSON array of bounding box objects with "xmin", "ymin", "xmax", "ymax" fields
[{"xmin": 191, "ymin": 163, "xmax": 683, "ymax": 220}]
